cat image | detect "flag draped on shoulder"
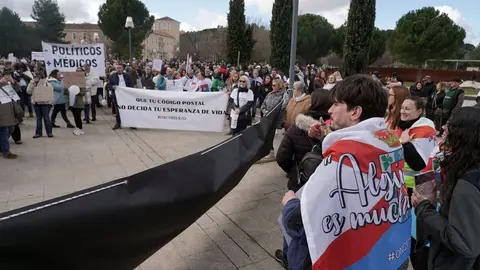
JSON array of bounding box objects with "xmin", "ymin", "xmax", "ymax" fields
[
  {"xmin": 404, "ymin": 117, "xmax": 437, "ymax": 164},
  {"xmin": 300, "ymin": 118, "xmax": 411, "ymax": 270}
]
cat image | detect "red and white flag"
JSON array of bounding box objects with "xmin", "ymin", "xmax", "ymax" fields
[{"xmin": 300, "ymin": 118, "xmax": 411, "ymax": 270}]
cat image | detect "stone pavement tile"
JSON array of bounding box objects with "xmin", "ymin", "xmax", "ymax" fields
[
  {"xmin": 252, "ymin": 228, "xmax": 284, "ymax": 257},
  {"xmin": 215, "ymin": 196, "xmax": 263, "ymax": 215},
  {"xmin": 202, "ymin": 225, "xmax": 231, "ymax": 244},
  {"xmin": 248, "ymin": 198, "xmax": 284, "ymax": 224},
  {"xmin": 7, "ymin": 196, "xmax": 43, "ymax": 211},
  {"xmin": 216, "ymin": 238, "xmax": 253, "ymax": 267},
  {"xmin": 182, "ymin": 248, "xmax": 236, "ymax": 270},
  {"xmin": 171, "ymin": 223, "xmax": 217, "ymax": 257},
  {"xmin": 196, "ymin": 214, "xmax": 217, "ymax": 230},
  {"xmin": 235, "ymin": 238, "xmax": 271, "ymax": 263},
  {"xmin": 228, "ymin": 210, "xmax": 278, "ymax": 237},
  {"xmin": 0, "ymin": 201, "xmax": 8, "ymax": 213},
  {"xmin": 9, "ymin": 182, "xmax": 44, "ymax": 201},
  {"xmin": 240, "ymin": 258, "xmax": 285, "ymax": 270},
  {"xmin": 218, "ymin": 222, "xmax": 251, "ymax": 242},
  {"xmin": 0, "ymin": 181, "xmax": 13, "ymax": 203},
  {"xmin": 266, "ymin": 190, "xmax": 287, "ymax": 203},
  {"xmin": 97, "ymin": 164, "xmax": 128, "ymax": 181},
  {"xmin": 74, "ymin": 174, "xmax": 104, "ymax": 191},
  {"xmin": 140, "ymin": 242, "xmax": 189, "ymax": 270},
  {"xmin": 43, "ymin": 179, "xmax": 75, "ymax": 197},
  {"xmin": 206, "ymin": 209, "xmax": 232, "ymax": 225}
]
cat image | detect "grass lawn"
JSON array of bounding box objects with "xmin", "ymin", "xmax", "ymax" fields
[{"xmin": 404, "ymin": 82, "xmax": 478, "ymax": 96}]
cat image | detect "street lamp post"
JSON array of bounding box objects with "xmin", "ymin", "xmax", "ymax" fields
[
  {"xmin": 288, "ymin": 0, "xmax": 299, "ymax": 98},
  {"xmin": 125, "ymin": 16, "xmax": 135, "ymax": 63}
]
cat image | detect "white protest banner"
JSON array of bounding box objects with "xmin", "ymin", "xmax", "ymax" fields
[
  {"xmin": 41, "ymin": 41, "xmax": 106, "ymax": 76},
  {"xmin": 152, "ymin": 59, "xmax": 163, "ymax": 71},
  {"xmin": 166, "ymin": 79, "xmax": 184, "ymax": 91},
  {"xmin": 31, "ymin": 51, "xmax": 44, "ymax": 61},
  {"xmin": 115, "ymin": 87, "xmax": 228, "ymax": 132}
]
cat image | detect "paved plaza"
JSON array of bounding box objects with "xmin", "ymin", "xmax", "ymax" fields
[
  {"xmin": 2, "ymin": 98, "xmax": 465, "ymax": 269},
  {"xmin": 0, "ymin": 108, "xmax": 287, "ymax": 270}
]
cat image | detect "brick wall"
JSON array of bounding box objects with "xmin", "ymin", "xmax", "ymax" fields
[{"xmin": 323, "ymin": 67, "xmax": 475, "ymax": 82}]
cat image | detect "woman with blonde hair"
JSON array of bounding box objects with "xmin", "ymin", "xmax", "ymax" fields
[
  {"xmin": 261, "ymin": 78, "xmax": 289, "ymax": 158},
  {"xmin": 229, "ymin": 75, "xmax": 254, "ymax": 136},
  {"xmin": 385, "ymin": 85, "xmax": 410, "ymax": 130},
  {"xmin": 226, "ymin": 70, "xmax": 239, "ymax": 93}
]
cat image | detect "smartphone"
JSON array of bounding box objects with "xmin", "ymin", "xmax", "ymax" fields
[{"xmin": 414, "ymin": 170, "xmax": 436, "ymax": 202}]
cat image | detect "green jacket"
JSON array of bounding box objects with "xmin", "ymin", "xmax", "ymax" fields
[
  {"xmin": 68, "ymin": 87, "xmax": 86, "ymax": 108},
  {"xmin": 211, "ymin": 79, "xmax": 225, "ymax": 92}
]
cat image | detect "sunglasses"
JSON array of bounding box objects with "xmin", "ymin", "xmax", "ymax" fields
[
  {"xmin": 272, "ymin": 84, "xmax": 277, "ymax": 87},
  {"xmin": 239, "ymin": 80, "xmax": 246, "ymax": 83}
]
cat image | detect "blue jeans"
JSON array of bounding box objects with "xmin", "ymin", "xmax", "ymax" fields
[
  {"xmin": 34, "ymin": 104, "xmax": 52, "ymax": 136},
  {"xmin": 0, "ymin": 126, "xmax": 13, "ymax": 153}
]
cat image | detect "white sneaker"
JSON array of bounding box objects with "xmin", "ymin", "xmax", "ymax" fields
[
  {"xmin": 73, "ymin": 128, "xmax": 81, "ymax": 136},
  {"xmin": 79, "ymin": 129, "xmax": 85, "ymax": 135}
]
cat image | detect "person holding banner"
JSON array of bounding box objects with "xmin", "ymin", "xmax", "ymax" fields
[
  {"xmin": 27, "ymin": 71, "xmax": 54, "ymax": 138},
  {"xmin": 49, "ymin": 70, "xmax": 75, "ymax": 129},
  {"xmin": 0, "ymin": 71, "xmax": 19, "ymax": 159},
  {"xmin": 108, "ymin": 63, "xmax": 133, "ymax": 130},
  {"xmin": 84, "ymin": 64, "xmax": 100, "ymax": 123},
  {"xmin": 229, "ymin": 75, "xmax": 254, "ymax": 136}
]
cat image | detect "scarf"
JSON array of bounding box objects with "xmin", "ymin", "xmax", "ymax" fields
[
  {"xmin": 299, "ymin": 118, "xmax": 411, "ymax": 269},
  {"xmin": 294, "ymin": 93, "xmax": 306, "ymax": 102},
  {"xmin": 396, "ymin": 117, "xmax": 419, "ymax": 131},
  {"xmin": 238, "ymin": 87, "xmax": 248, "ymax": 93}
]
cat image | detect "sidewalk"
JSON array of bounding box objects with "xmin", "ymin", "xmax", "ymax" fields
[{"xmin": 0, "ymin": 109, "xmax": 288, "ymax": 269}]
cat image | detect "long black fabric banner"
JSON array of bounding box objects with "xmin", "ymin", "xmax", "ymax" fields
[{"xmin": 0, "ymin": 103, "xmax": 282, "ymax": 269}]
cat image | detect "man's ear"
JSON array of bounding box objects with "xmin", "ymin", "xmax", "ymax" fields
[{"xmin": 351, "ymin": 106, "xmax": 363, "ymax": 122}]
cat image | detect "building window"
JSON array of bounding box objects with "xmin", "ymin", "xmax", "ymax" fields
[
  {"xmin": 93, "ymin": 32, "xmax": 99, "ymax": 41},
  {"xmin": 82, "ymin": 32, "xmax": 87, "ymax": 40},
  {"xmin": 72, "ymin": 32, "xmax": 77, "ymax": 40}
]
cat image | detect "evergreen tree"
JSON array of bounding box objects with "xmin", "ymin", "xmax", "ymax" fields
[
  {"xmin": 0, "ymin": 7, "xmax": 36, "ymax": 57},
  {"xmin": 342, "ymin": 0, "xmax": 376, "ymax": 77},
  {"xmin": 31, "ymin": 0, "xmax": 66, "ymax": 43},
  {"xmin": 270, "ymin": 0, "xmax": 292, "ymax": 73},
  {"xmin": 98, "ymin": 0, "xmax": 154, "ymax": 60},
  {"xmin": 226, "ymin": 0, "xmax": 247, "ymax": 66},
  {"xmin": 243, "ymin": 24, "xmax": 256, "ymax": 65}
]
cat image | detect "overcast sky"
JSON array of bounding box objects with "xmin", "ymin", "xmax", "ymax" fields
[{"xmin": 3, "ymin": 0, "xmax": 479, "ymax": 45}]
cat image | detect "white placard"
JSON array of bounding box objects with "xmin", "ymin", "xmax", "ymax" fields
[
  {"xmin": 115, "ymin": 87, "xmax": 228, "ymax": 132},
  {"xmin": 166, "ymin": 79, "xmax": 184, "ymax": 91},
  {"xmin": 152, "ymin": 59, "xmax": 163, "ymax": 71},
  {"xmin": 0, "ymin": 84, "xmax": 20, "ymax": 104},
  {"xmin": 41, "ymin": 41, "xmax": 106, "ymax": 76},
  {"xmin": 7, "ymin": 53, "xmax": 16, "ymax": 62},
  {"xmin": 31, "ymin": 51, "xmax": 44, "ymax": 61}
]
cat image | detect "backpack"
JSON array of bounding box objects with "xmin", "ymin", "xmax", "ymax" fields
[{"xmin": 297, "ymin": 135, "xmax": 324, "ymax": 187}]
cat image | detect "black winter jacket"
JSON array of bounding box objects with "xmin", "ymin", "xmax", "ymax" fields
[
  {"xmin": 415, "ymin": 168, "xmax": 480, "ymax": 270},
  {"xmin": 276, "ymin": 114, "xmax": 321, "ymax": 191}
]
